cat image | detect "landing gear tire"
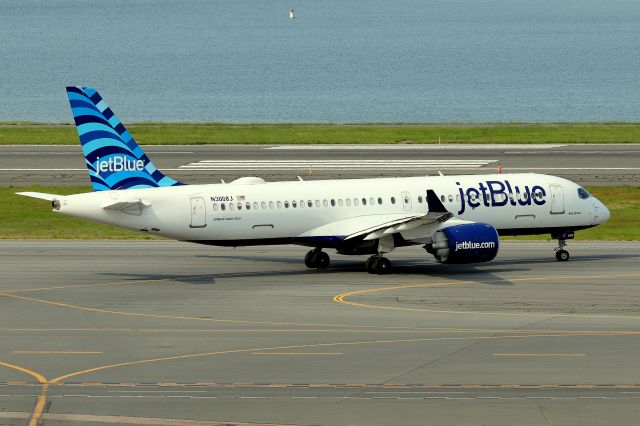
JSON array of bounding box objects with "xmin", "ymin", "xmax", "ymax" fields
[
  {"xmin": 374, "ymin": 257, "xmax": 391, "ymax": 275},
  {"xmin": 316, "ymin": 252, "xmax": 330, "ymax": 269},
  {"xmin": 304, "ymin": 250, "xmax": 315, "ymax": 268},
  {"xmin": 366, "ymin": 256, "xmax": 391, "ymax": 275},
  {"xmin": 555, "ymin": 250, "xmax": 570, "ymax": 262},
  {"xmin": 304, "ymin": 249, "xmax": 330, "ymax": 269},
  {"xmin": 365, "ymin": 256, "xmax": 377, "ymax": 273}
]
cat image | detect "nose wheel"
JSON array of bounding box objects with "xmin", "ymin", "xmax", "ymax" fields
[
  {"xmin": 304, "ymin": 248, "xmax": 330, "ymax": 269},
  {"xmin": 365, "ymin": 255, "xmax": 392, "ymax": 274},
  {"xmin": 555, "ymin": 239, "xmax": 570, "ymax": 261}
]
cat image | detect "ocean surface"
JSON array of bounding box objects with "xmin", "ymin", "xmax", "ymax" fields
[{"xmin": 1, "ymin": 0, "xmax": 639, "ymax": 122}]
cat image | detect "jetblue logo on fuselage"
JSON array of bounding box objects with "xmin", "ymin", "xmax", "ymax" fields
[
  {"xmin": 96, "ymin": 157, "xmax": 145, "ymax": 174},
  {"xmin": 456, "ymin": 180, "xmax": 546, "ymax": 215}
]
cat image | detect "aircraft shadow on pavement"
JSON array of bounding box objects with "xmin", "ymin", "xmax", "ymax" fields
[{"xmin": 102, "ymin": 252, "xmax": 639, "ymax": 285}]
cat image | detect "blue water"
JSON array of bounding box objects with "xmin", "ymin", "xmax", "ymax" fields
[{"xmin": 1, "ymin": 0, "xmax": 639, "ymax": 122}]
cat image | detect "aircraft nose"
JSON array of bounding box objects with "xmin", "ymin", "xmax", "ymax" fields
[{"xmin": 596, "ymin": 199, "xmax": 610, "ymax": 224}]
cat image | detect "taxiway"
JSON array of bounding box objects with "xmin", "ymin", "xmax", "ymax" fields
[{"xmin": 1, "ymin": 241, "xmax": 640, "ymax": 425}]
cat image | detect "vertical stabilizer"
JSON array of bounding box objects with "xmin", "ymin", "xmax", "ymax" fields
[{"xmin": 66, "ymin": 86, "xmax": 183, "ymax": 191}]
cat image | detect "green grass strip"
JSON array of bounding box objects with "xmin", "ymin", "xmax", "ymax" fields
[
  {"xmin": 1, "ymin": 185, "xmax": 638, "ymax": 241},
  {"xmin": 3, "ymin": 123, "xmax": 640, "ymax": 145}
]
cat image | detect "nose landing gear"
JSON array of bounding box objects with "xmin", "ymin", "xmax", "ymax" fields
[
  {"xmin": 304, "ymin": 248, "xmax": 330, "ymax": 269},
  {"xmin": 552, "ymin": 231, "xmax": 574, "ymax": 262},
  {"xmin": 555, "ymin": 241, "xmax": 570, "ymax": 261}
]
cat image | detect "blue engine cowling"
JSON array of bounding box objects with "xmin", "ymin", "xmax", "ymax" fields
[{"xmin": 429, "ymin": 223, "xmax": 499, "ymax": 264}]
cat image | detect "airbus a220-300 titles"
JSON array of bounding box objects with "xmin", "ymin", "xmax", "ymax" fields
[{"xmin": 18, "ymin": 87, "xmax": 610, "ymax": 274}]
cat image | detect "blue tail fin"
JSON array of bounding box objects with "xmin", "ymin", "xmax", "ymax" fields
[{"xmin": 66, "ymin": 86, "xmax": 184, "ymax": 191}]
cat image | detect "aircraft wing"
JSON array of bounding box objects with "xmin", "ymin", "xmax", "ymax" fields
[{"xmin": 296, "ymin": 190, "xmax": 453, "ymax": 241}]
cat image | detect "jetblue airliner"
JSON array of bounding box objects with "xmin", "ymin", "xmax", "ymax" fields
[{"xmin": 18, "ymin": 87, "xmax": 610, "ymax": 274}]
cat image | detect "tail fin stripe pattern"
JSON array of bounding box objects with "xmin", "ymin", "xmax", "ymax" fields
[
  {"xmin": 66, "ymin": 86, "xmax": 184, "ymax": 191},
  {"xmin": 85, "ymin": 146, "xmax": 134, "ymax": 164},
  {"xmin": 77, "ymin": 122, "xmax": 120, "ymax": 138},
  {"xmin": 83, "ymin": 138, "xmax": 132, "ymax": 157},
  {"xmin": 79, "ymin": 131, "xmax": 121, "ymax": 145},
  {"xmin": 74, "ymin": 114, "xmax": 113, "ymax": 127}
]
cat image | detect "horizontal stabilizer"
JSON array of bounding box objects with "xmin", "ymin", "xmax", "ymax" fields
[
  {"xmin": 16, "ymin": 192, "xmax": 62, "ymax": 201},
  {"xmin": 102, "ymin": 199, "xmax": 150, "ymax": 215}
]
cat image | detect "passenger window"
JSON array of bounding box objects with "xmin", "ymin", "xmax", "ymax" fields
[
  {"xmin": 455, "ymin": 195, "xmax": 460, "ymax": 202},
  {"xmin": 254, "ymin": 202, "xmax": 259, "ymax": 209},
  {"xmin": 315, "ymin": 200, "xmax": 320, "ymax": 207},
  {"xmin": 261, "ymin": 201, "xmax": 266, "ymax": 209},
  {"xmin": 229, "ymin": 203, "xmax": 235, "ymax": 211},
  {"xmin": 323, "ymin": 199, "xmax": 328, "ymax": 207},
  {"xmin": 391, "ymin": 197, "xmax": 396, "ymax": 204},
  {"xmin": 354, "ymin": 198, "xmax": 359, "ymax": 206},
  {"xmin": 285, "ymin": 201, "xmax": 290, "ymax": 208},
  {"xmin": 300, "ymin": 200, "xmax": 304, "ymax": 208},
  {"xmin": 292, "ymin": 200, "xmax": 297, "ymax": 208},
  {"xmin": 378, "ymin": 197, "xmax": 382, "ymax": 205},
  {"xmin": 308, "ymin": 200, "xmax": 313, "ymax": 207},
  {"xmin": 246, "ymin": 202, "xmax": 251, "ymax": 210},
  {"xmin": 417, "ymin": 196, "xmax": 423, "ymax": 203},
  {"xmin": 370, "ymin": 197, "xmax": 375, "ymax": 206},
  {"xmin": 346, "ymin": 199, "xmax": 352, "ymax": 206},
  {"xmin": 221, "ymin": 203, "xmax": 226, "ymax": 211},
  {"xmin": 338, "ymin": 199, "xmax": 344, "ymax": 206},
  {"xmin": 440, "ymin": 195, "xmax": 445, "ymax": 202},
  {"xmin": 362, "ymin": 198, "xmax": 367, "ymax": 206},
  {"xmin": 331, "ymin": 199, "xmax": 336, "ymax": 207},
  {"xmin": 277, "ymin": 201, "xmax": 282, "ymax": 208},
  {"xmin": 269, "ymin": 201, "xmax": 275, "ymax": 209},
  {"xmin": 448, "ymin": 195, "xmax": 453, "ymax": 202},
  {"xmin": 213, "ymin": 203, "xmax": 218, "ymax": 211},
  {"xmin": 237, "ymin": 203, "xmax": 242, "ymax": 210}
]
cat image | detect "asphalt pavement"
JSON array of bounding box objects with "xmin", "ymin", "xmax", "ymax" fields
[{"xmin": 1, "ymin": 241, "xmax": 639, "ymax": 425}]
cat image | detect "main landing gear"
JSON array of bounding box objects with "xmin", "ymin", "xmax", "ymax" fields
[
  {"xmin": 304, "ymin": 248, "xmax": 330, "ymax": 269},
  {"xmin": 555, "ymin": 238, "xmax": 570, "ymax": 262},
  {"xmin": 365, "ymin": 255, "xmax": 392, "ymax": 275}
]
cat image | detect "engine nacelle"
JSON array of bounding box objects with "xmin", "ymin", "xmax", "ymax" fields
[{"xmin": 428, "ymin": 223, "xmax": 499, "ymax": 264}]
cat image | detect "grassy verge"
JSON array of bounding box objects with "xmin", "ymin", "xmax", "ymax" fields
[
  {"xmin": 1, "ymin": 186, "xmax": 638, "ymax": 240},
  {"xmin": 3, "ymin": 123, "xmax": 640, "ymax": 145},
  {"xmin": 0, "ymin": 186, "xmax": 159, "ymax": 240}
]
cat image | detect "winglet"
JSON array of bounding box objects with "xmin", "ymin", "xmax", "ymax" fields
[{"xmin": 426, "ymin": 189, "xmax": 448, "ymax": 213}]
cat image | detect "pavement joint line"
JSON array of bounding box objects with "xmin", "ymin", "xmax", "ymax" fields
[
  {"xmin": 333, "ymin": 272, "xmax": 640, "ymax": 319},
  {"xmin": 3, "ymin": 381, "xmax": 640, "ymax": 389}
]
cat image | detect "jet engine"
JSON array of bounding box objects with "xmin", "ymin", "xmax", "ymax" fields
[{"xmin": 426, "ymin": 223, "xmax": 499, "ymax": 264}]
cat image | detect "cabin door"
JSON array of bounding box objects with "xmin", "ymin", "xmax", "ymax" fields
[
  {"xmin": 189, "ymin": 196, "xmax": 207, "ymax": 228},
  {"xmin": 549, "ymin": 184, "xmax": 565, "ymax": 214}
]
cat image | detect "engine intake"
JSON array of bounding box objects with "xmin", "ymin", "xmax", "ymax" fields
[{"xmin": 429, "ymin": 223, "xmax": 499, "ymax": 264}]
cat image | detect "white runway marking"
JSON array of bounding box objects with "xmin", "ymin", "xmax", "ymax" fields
[
  {"xmin": 178, "ymin": 160, "xmax": 497, "ymax": 170},
  {"xmin": 266, "ymin": 144, "xmax": 566, "ymax": 150}
]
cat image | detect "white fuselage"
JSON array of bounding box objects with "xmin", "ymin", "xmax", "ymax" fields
[{"xmin": 53, "ymin": 173, "xmax": 609, "ymax": 250}]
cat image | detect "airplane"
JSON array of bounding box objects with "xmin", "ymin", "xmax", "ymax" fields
[{"xmin": 17, "ymin": 86, "xmax": 610, "ymax": 274}]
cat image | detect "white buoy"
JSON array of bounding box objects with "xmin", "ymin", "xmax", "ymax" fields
[{"xmin": 289, "ymin": 9, "xmax": 295, "ymax": 19}]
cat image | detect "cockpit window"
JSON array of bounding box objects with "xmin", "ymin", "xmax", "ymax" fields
[{"xmin": 577, "ymin": 188, "xmax": 591, "ymax": 199}]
